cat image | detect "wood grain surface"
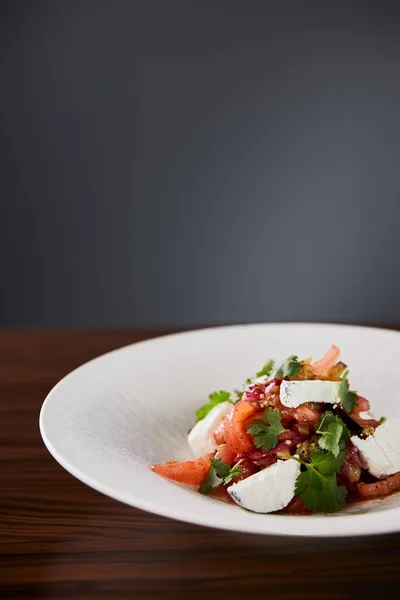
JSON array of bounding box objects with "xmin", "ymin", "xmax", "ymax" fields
[{"xmin": 1, "ymin": 330, "xmax": 400, "ymax": 600}]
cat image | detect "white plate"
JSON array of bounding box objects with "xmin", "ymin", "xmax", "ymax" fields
[{"xmin": 40, "ymin": 323, "xmax": 400, "ymax": 537}]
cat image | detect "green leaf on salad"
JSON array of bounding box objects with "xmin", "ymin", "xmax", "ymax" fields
[
  {"xmin": 275, "ymin": 355, "xmax": 302, "ymax": 379},
  {"xmin": 195, "ymin": 390, "xmax": 232, "ymax": 422},
  {"xmin": 315, "ymin": 411, "xmax": 350, "ymax": 457},
  {"xmin": 246, "ymin": 407, "xmax": 288, "ymax": 451},
  {"xmin": 234, "ymin": 389, "xmax": 245, "ymax": 403},
  {"xmin": 255, "ymin": 359, "xmax": 275, "ymax": 379},
  {"xmin": 198, "ymin": 458, "xmax": 242, "ymax": 494},
  {"xmin": 295, "ymin": 468, "xmax": 348, "ymax": 513},
  {"xmin": 338, "ymin": 370, "xmax": 358, "ymax": 413},
  {"xmin": 282, "ymin": 449, "xmax": 348, "ymax": 513},
  {"xmin": 234, "ymin": 360, "xmax": 276, "ymax": 401}
]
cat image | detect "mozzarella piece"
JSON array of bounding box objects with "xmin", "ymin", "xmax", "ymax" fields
[
  {"xmin": 350, "ymin": 417, "xmax": 400, "ymax": 478},
  {"xmin": 227, "ymin": 459, "xmax": 300, "ymax": 513},
  {"xmin": 187, "ymin": 401, "xmax": 232, "ymax": 457},
  {"xmin": 280, "ymin": 380, "xmax": 341, "ymax": 408}
]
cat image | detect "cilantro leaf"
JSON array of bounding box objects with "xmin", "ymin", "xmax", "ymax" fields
[
  {"xmin": 291, "ymin": 449, "xmax": 348, "ymax": 512},
  {"xmin": 246, "ymin": 407, "xmax": 288, "ymax": 451},
  {"xmin": 379, "ymin": 416, "xmax": 387, "ymax": 424},
  {"xmin": 198, "ymin": 458, "xmax": 242, "ymax": 494},
  {"xmin": 338, "ymin": 370, "xmax": 358, "ymax": 413},
  {"xmin": 195, "ymin": 390, "xmax": 232, "ymax": 422},
  {"xmin": 316, "ymin": 411, "xmax": 350, "ymax": 457},
  {"xmin": 275, "ymin": 355, "xmax": 302, "ymax": 379},
  {"xmin": 308, "ymin": 448, "xmax": 347, "ymax": 475},
  {"xmin": 234, "ymin": 360, "xmax": 276, "ymax": 401},
  {"xmin": 295, "ymin": 469, "xmax": 347, "ymax": 513},
  {"xmin": 255, "ymin": 359, "xmax": 275, "ymax": 379}
]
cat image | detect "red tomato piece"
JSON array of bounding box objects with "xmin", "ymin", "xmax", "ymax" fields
[
  {"xmin": 150, "ymin": 454, "xmax": 213, "ymax": 484},
  {"xmin": 312, "ymin": 344, "xmax": 340, "ymax": 377},
  {"xmin": 294, "ymin": 404, "xmax": 322, "ymax": 428},
  {"xmin": 357, "ymin": 472, "xmax": 400, "ymax": 498},
  {"xmin": 224, "ymin": 400, "xmax": 258, "ymax": 454},
  {"xmin": 215, "ymin": 443, "xmax": 236, "ymax": 466},
  {"xmin": 213, "ymin": 420, "xmax": 226, "ymax": 445},
  {"xmin": 283, "ymin": 495, "xmax": 312, "ymax": 515},
  {"xmin": 232, "ymin": 459, "xmax": 258, "ymax": 483}
]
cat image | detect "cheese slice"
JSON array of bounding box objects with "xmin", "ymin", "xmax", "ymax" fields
[
  {"xmin": 350, "ymin": 417, "xmax": 400, "ymax": 478},
  {"xmin": 280, "ymin": 380, "xmax": 341, "ymax": 408},
  {"xmin": 227, "ymin": 459, "xmax": 300, "ymax": 513},
  {"xmin": 187, "ymin": 401, "xmax": 232, "ymax": 457}
]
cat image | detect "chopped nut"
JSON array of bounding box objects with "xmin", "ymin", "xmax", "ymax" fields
[{"xmin": 362, "ymin": 425, "xmax": 375, "ymax": 438}]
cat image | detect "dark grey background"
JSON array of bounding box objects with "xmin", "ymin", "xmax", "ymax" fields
[{"xmin": 1, "ymin": 1, "xmax": 400, "ymax": 327}]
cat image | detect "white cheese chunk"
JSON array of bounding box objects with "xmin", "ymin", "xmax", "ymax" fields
[
  {"xmin": 187, "ymin": 401, "xmax": 232, "ymax": 457},
  {"xmin": 280, "ymin": 380, "xmax": 341, "ymax": 408},
  {"xmin": 227, "ymin": 459, "xmax": 300, "ymax": 513},
  {"xmin": 350, "ymin": 417, "xmax": 400, "ymax": 478}
]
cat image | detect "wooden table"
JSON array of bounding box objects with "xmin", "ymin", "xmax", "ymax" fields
[{"xmin": 1, "ymin": 330, "xmax": 400, "ymax": 599}]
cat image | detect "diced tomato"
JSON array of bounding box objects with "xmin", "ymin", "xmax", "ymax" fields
[
  {"xmin": 294, "ymin": 422, "xmax": 310, "ymax": 436},
  {"xmin": 349, "ymin": 396, "xmax": 380, "ymax": 428},
  {"xmin": 244, "ymin": 408, "xmax": 264, "ymax": 427},
  {"xmin": 357, "ymin": 472, "xmax": 400, "ymax": 498},
  {"xmin": 350, "ymin": 415, "xmax": 380, "ymax": 429},
  {"xmin": 354, "ymin": 396, "xmax": 371, "ymax": 413},
  {"xmin": 266, "ymin": 396, "xmax": 296, "ymax": 425},
  {"xmin": 215, "ymin": 443, "xmax": 236, "ymax": 466},
  {"xmin": 312, "ymin": 344, "xmax": 340, "ymax": 377},
  {"xmin": 283, "ymin": 495, "xmax": 312, "ymax": 515},
  {"xmin": 150, "ymin": 453, "xmax": 213, "ymax": 484},
  {"xmin": 294, "ymin": 404, "xmax": 322, "ymax": 428},
  {"xmin": 214, "ymin": 420, "xmax": 226, "ymax": 445},
  {"xmin": 223, "ymin": 400, "xmax": 258, "ymax": 454},
  {"xmin": 278, "ymin": 430, "xmax": 297, "ymax": 442},
  {"xmin": 231, "ymin": 459, "xmax": 258, "ymax": 483}
]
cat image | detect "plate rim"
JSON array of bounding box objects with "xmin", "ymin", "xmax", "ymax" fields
[{"xmin": 39, "ymin": 322, "xmax": 400, "ymax": 538}]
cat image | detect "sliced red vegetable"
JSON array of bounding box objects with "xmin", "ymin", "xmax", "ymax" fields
[
  {"xmin": 223, "ymin": 400, "xmax": 257, "ymax": 454},
  {"xmin": 312, "ymin": 344, "xmax": 340, "ymax": 377},
  {"xmin": 294, "ymin": 404, "xmax": 322, "ymax": 428},
  {"xmin": 215, "ymin": 443, "xmax": 236, "ymax": 466},
  {"xmin": 150, "ymin": 453, "xmax": 213, "ymax": 484},
  {"xmin": 213, "ymin": 420, "xmax": 226, "ymax": 445},
  {"xmin": 357, "ymin": 472, "xmax": 400, "ymax": 498}
]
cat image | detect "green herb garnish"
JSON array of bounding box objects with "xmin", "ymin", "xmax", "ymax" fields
[
  {"xmin": 233, "ymin": 360, "xmax": 275, "ymax": 402},
  {"xmin": 255, "ymin": 359, "xmax": 275, "ymax": 379},
  {"xmin": 275, "ymin": 355, "xmax": 302, "ymax": 379},
  {"xmin": 198, "ymin": 458, "xmax": 242, "ymax": 494},
  {"xmin": 195, "ymin": 391, "xmax": 232, "ymax": 422},
  {"xmin": 338, "ymin": 370, "xmax": 358, "ymax": 413},
  {"xmin": 246, "ymin": 407, "xmax": 288, "ymax": 451},
  {"xmin": 279, "ymin": 449, "xmax": 348, "ymax": 513},
  {"xmin": 315, "ymin": 411, "xmax": 350, "ymax": 458}
]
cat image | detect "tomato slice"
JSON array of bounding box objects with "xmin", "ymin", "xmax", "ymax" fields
[
  {"xmin": 357, "ymin": 472, "xmax": 400, "ymax": 498},
  {"xmin": 213, "ymin": 420, "xmax": 226, "ymax": 445},
  {"xmin": 215, "ymin": 443, "xmax": 236, "ymax": 466},
  {"xmin": 294, "ymin": 404, "xmax": 322, "ymax": 428},
  {"xmin": 350, "ymin": 396, "xmax": 380, "ymax": 428},
  {"xmin": 312, "ymin": 344, "xmax": 340, "ymax": 377},
  {"xmin": 150, "ymin": 454, "xmax": 213, "ymax": 484},
  {"xmin": 224, "ymin": 400, "xmax": 257, "ymax": 454}
]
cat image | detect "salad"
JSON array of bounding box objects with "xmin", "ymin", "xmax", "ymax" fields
[{"xmin": 150, "ymin": 346, "xmax": 400, "ymax": 514}]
